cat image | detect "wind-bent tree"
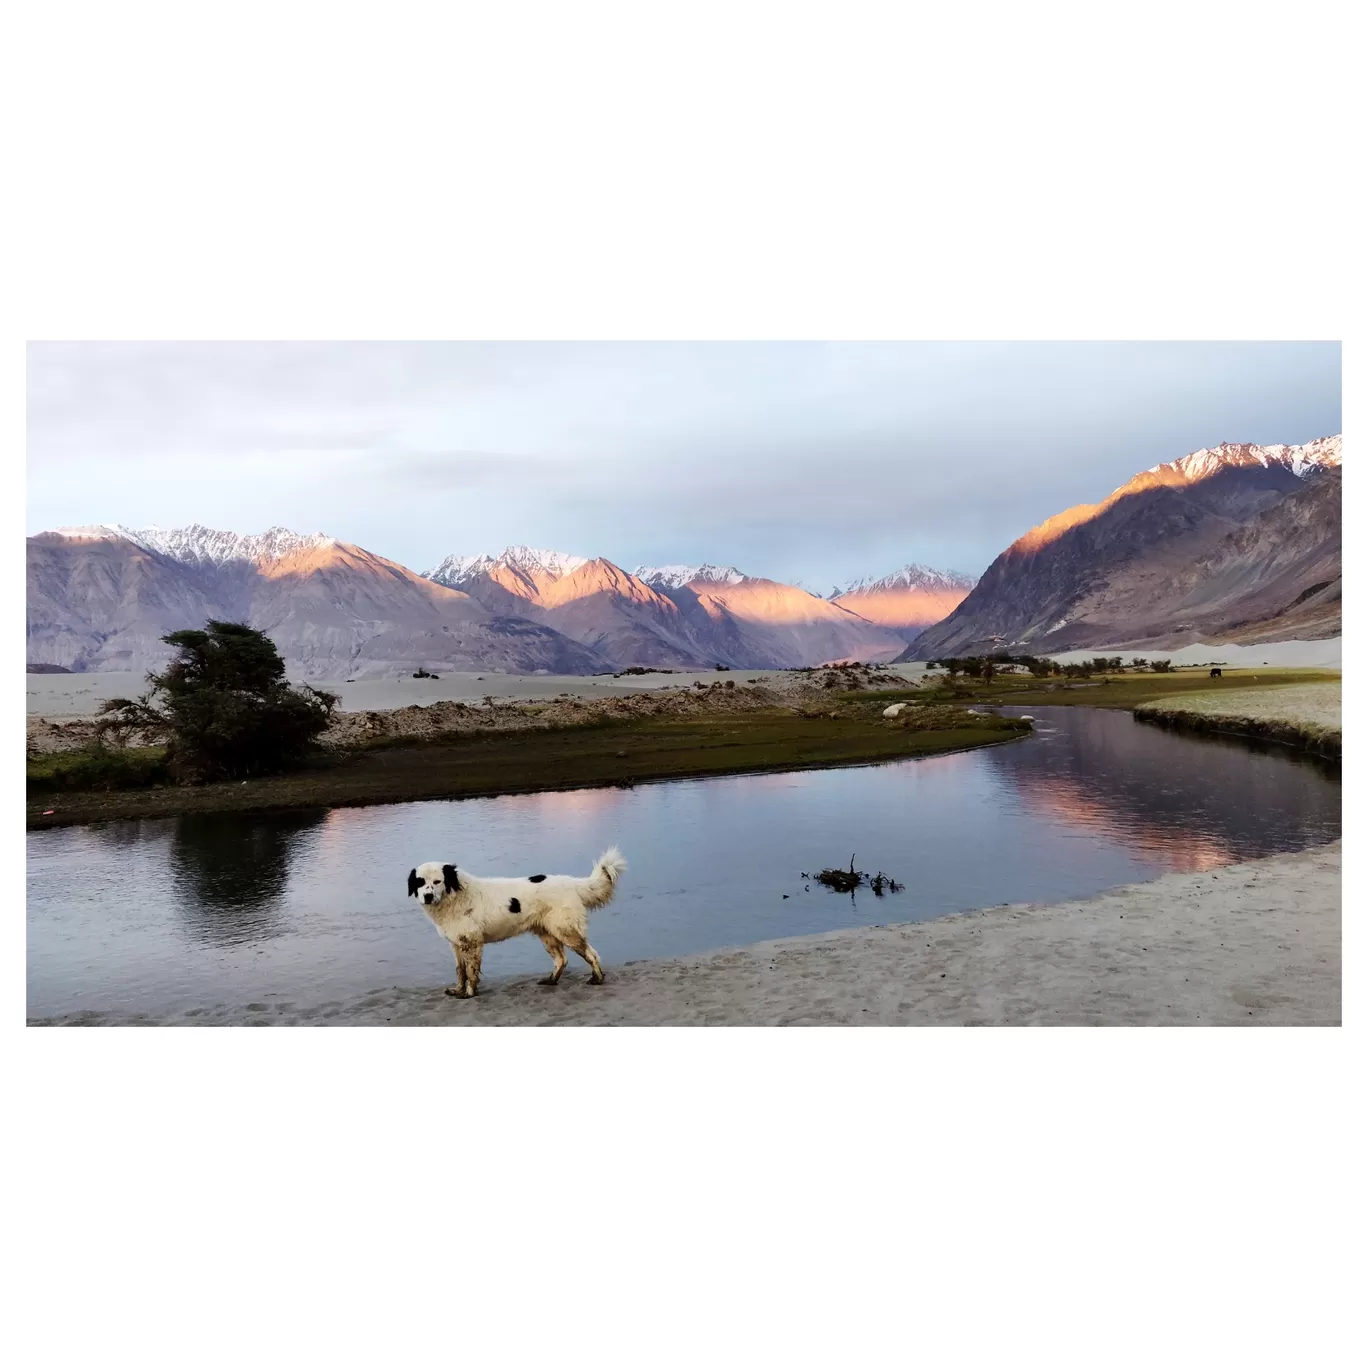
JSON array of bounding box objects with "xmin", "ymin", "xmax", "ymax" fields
[{"xmin": 96, "ymin": 621, "xmax": 337, "ymax": 781}]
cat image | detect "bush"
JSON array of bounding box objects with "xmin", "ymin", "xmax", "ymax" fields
[
  {"xmin": 1151, "ymin": 659, "xmax": 1174, "ymax": 673},
  {"xmin": 96, "ymin": 621, "xmax": 337, "ymax": 782},
  {"xmin": 28, "ymin": 744, "xmax": 170, "ymax": 793}
]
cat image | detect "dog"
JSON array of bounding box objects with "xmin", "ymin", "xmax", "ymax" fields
[{"xmin": 407, "ymin": 847, "xmax": 627, "ymax": 998}]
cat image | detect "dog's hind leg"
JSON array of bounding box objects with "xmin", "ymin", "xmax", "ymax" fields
[
  {"xmin": 537, "ymin": 932, "xmax": 567, "ymax": 986},
  {"xmin": 563, "ymin": 931, "xmax": 606, "ymax": 986}
]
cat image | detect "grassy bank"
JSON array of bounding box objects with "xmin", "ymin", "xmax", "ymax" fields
[
  {"xmin": 1133, "ymin": 707, "xmax": 1341, "ymax": 760},
  {"xmin": 27, "ymin": 707, "xmax": 1029, "ymax": 829},
  {"xmin": 1132, "ymin": 681, "xmax": 1341, "ymax": 760}
]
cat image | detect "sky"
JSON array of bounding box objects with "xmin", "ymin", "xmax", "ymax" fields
[{"xmin": 26, "ymin": 341, "xmax": 1341, "ymax": 590}]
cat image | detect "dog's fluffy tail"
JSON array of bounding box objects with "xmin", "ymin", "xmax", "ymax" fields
[{"xmin": 579, "ymin": 846, "xmax": 627, "ymax": 909}]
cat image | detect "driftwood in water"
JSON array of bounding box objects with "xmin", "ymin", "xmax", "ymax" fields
[{"xmin": 801, "ymin": 854, "xmax": 904, "ymax": 896}]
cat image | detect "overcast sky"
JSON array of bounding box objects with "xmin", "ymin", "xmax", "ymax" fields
[{"xmin": 26, "ymin": 341, "xmax": 1341, "ymax": 589}]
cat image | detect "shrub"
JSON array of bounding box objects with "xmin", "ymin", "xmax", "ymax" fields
[
  {"xmin": 1151, "ymin": 659, "xmax": 1174, "ymax": 673},
  {"xmin": 96, "ymin": 621, "xmax": 337, "ymax": 782},
  {"xmin": 28, "ymin": 744, "xmax": 169, "ymax": 793}
]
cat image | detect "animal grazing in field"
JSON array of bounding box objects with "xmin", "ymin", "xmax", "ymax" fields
[
  {"xmin": 407, "ymin": 847, "xmax": 627, "ymax": 998},
  {"xmin": 1210, "ymin": 667, "xmax": 1222, "ymax": 677}
]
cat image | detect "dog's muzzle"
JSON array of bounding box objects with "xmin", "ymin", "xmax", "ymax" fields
[{"xmin": 423, "ymin": 892, "xmax": 436, "ymax": 904}]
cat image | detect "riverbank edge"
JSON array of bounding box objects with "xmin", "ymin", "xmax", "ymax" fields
[
  {"xmin": 1133, "ymin": 704, "xmax": 1341, "ymax": 760},
  {"xmin": 30, "ymin": 841, "xmax": 1342, "ymax": 1027},
  {"xmin": 25, "ymin": 725, "xmax": 1028, "ymax": 830}
]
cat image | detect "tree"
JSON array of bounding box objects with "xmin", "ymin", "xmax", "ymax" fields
[{"xmin": 96, "ymin": 621, "xmax": 337, "ymax": 781}]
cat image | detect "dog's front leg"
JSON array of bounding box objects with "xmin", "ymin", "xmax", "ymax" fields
[
  {"xmin": 445, "ymin": 942, "xmax": 468, "ymax": 998},
  {"xmin": 457, "ymin": 934, "xmax": 483, "ymax": 998}
]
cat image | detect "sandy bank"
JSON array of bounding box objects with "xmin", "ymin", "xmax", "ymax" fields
[
  {"xmin": 33, "ymin": 842, "xmax": 1340, "ymax": 1027},
  {"xmin": 26, "ymin": 663, "xmax": 933, "ymax": 721},
  {"xmin": 1041, "ymin": 639, "xmax": 1342, "ymax": 670}
]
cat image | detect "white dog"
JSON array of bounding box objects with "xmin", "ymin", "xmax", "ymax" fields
[{"xmin": 407, "ymin": 847, "xmax": 628, "ymax": 998}]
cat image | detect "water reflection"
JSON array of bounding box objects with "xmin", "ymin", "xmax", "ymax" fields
[
  {"xmin": 985, "ymin": 708, "xmax": 1339, "ymax": 871},
  {"xmin": 169, "ymin": 809, "xmax": 327, "ymax": 944}
]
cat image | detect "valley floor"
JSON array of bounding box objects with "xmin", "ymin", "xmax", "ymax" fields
[
  {"xmin": 27, "ymin": 660, "xmax": 1340, "ymax": 827},
  {"xmin": 33, "ymin": 842, "xmax": 1341, "ymax": 1027}
]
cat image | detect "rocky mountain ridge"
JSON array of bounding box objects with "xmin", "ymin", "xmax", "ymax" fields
[
  {"xmin": 907, "ymin": 435, "xmax": 1342, "ymax": 658},
  {"xmin": 29, "ymin": 527, "xmax": 946, "ymax": 676},
  {"xmin": 829, "ymin": 564, "xmax": 978, "ymax": 640},
  {"xmin": 27, "ymin": 527, "xmax": 603, "ymax": 679}
]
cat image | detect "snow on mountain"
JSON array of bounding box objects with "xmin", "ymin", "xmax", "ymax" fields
[
  {"xmin": 54, "ymin": 522, "xmax": 338, "ymax": 566},
  {"xmin": 830, "ymin": 564, "xmax": 977, "ymax": 599},
  {"xmin": 829, "ymin": 563, "xmax": 978, "ymax": 639},
  {"xmin": 426, "ymin": 546, "xmax": 589, "ymax": 587},
  {"xmin": 1145, "ymin": 436, "xmax": 1341, "ymax": 485},
  {"xmin": 634, "ymin": 563, "xmax": 749, "ymax": 589}
]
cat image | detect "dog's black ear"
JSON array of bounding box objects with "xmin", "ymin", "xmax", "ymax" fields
[
  {"xmin": 442, "ymin": 863, "xmax": 461, "ymax": 893},
  {"xmin": 407, "ymin": 869, "xmax": 421, "ymax": 898}
]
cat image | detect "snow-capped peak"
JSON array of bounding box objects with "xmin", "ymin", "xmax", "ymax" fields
[
  {"xmin": 425, "ymin": 546, "xmax": 589, "ymax": 587},
  {"xmin": 634, "ymin": 563, "xmax": 749, "ymax": 589},
  {"xmin": 56, "ymin": 523, "xmax": 337, "ymax": 565},
  {"xmin": 832, "ymin": 563, "xmax": 978, "ymax": 598},
  {"xmin": 1146, "ymin": 435, "xmax": 1341, "ymax": 484}
]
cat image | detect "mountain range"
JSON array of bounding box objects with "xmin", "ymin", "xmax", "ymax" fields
[
  {"xmin": 28, "ymin": 527, "xmax": 963, "ymax": 677},
  {"xmin": 26, "ymin": 433, "xmax": 1341, "ymax": 678},
  {"xmin": 26, "ymin": 528, "xmax": 604, "ymax": 679},
  {"xmin": 907, "ymin": 436, "xmax": 1342, "ymax": 658}
]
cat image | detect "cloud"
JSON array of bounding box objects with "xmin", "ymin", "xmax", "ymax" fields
[{"xmin": 26, "ymin": 341, "xmax": 1341, "ymax": 584}]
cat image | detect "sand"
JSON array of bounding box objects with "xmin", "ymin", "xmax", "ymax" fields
[
  {"xmin": 33, "ymin": 841, "xmax": 1340, "ymax": 1027},
  {"xmin": 25, "ymin": 663, "xmax": 934, "ymax": 721},
  {"xmin": 1039, "ymin": 638, "xmax": 1343, "ymax": 670}
]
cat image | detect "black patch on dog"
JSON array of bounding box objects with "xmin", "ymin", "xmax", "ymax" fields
[
  {"xmin": 407, "ymin": 869, "xmax": 421, "ymax": 898},
  {"xmin": 508, "ymin": 897, "xmax": 521, "ymax": 915},
  {"xmin": 442, "ymin": 864, "xmax": 461, "ymax": 893},
  {"xmin": 527, "ymin": 874, "xmax": 547, "ymax": 883}
]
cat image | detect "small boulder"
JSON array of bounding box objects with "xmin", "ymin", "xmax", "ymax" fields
[{"xmin": 882, "ymin": 702, "xmax": 908, "ymax": 718}]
